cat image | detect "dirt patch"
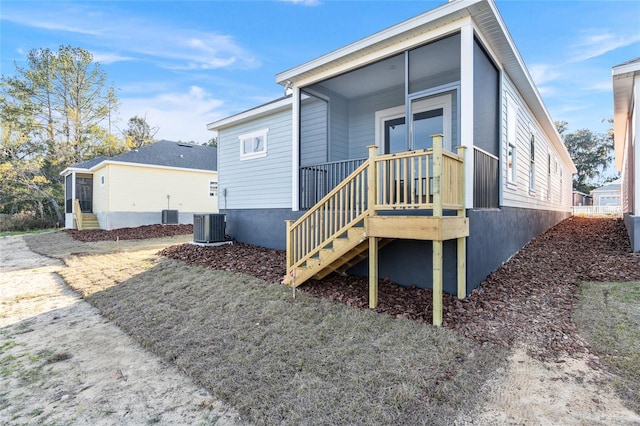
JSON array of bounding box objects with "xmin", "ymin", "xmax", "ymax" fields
[{"xmin": 0, "ymin": 235, "xmax": 240, "ymax": 425}]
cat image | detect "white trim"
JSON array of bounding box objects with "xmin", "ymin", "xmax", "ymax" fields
[
  {"xmin": 460, "ymin": 21, "xmax": 474, "ymax": 209},
  {"xmin": 292, "ymin": 87, "xmax": 301, "ymax": 211},
  {"xmin": 239, "ymin": 128, "xmax": 269, "ymax": 160},
  {"xmin": 374, "ymin": 94, "xmax": 453, "ymax": 155},
  {"xmin": 207, "ymin": 97, "xmax": 292, "ymax": 131}
]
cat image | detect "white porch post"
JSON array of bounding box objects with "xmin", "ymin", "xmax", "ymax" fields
[
  {"xmin": 460, "ymin": 20, "xmax": 474, "ymax": 209},
  {"xmin": 292, "ymin": 86, "xmax": 300, "ymax": 212},
  {"xmin": 633, "ymin": 75, "xmax": 640, "ymax": 216}
]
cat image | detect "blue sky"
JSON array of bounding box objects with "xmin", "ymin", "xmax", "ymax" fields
[{"xmin": 2, "ymin": 0, "xmax": 639, "ymax": 144}]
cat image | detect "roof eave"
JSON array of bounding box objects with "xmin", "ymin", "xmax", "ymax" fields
[{"xmin": 612, "ymin": 60, "xmax": 640, "ymax": 171}]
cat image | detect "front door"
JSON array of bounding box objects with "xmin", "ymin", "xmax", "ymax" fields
[{"xmin": 378, "ymin": 93, "xmax": 452, "ymax": 154}]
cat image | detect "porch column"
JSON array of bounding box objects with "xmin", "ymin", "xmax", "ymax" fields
[
  {"xmin": 460, "ymin": 21, "xmax": 474, "ymax": 209},
  {"xmin": 291, "ymin": 86, "xmax": 301, "ymax": 211}
]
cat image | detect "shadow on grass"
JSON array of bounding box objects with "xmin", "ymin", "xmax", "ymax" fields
[
  {"xmin": 86, "ymin": 258, "xmax": 508, "ymax": 425},
  {"xmin": 574, "ymin": 281, "xmax": 640, "ymax": 414}
]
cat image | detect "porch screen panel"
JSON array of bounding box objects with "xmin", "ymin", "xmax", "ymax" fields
[
  {"xmin": 65, "ymin": 174, "xmax": 72, "ymax": 213},
  {"xmin": 408, "ymin": 33, "xmax": 461, "ymax": 94},
  {"xmin": 300, "ymin": 91, "xmax": 328, "ymax": 209},
  {"xmin": 472, "ymin": 38, "xmax": 499, "ymax": 208}
]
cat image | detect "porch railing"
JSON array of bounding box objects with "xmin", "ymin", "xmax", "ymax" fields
[
  {"xmin": 473, "ymin": 147, "xmax": 499, "ymax": 209},
  {"xmin": 287, "ymin": 137, "xmax": 466, "ymax": 269},
  {"xmin": 300, "ymin": 158, "xmax": 366, "ymax": 210}
]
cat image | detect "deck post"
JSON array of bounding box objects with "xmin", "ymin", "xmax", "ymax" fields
[
  {"xmin": 456, "ymin": 145, "xmax": 467, "ymax": 299},
  {"xmin": 369, "ymin": 236, "xmax": 379, "ymax": 308},
  {"xmin": 366, "ymin": 145, "xmax": 379, "ymax": 308},
  {"xmin": 431, "ymin": 135, "xmax": 444, "ymax": 325},
  {"xmin": 74, "ymin": 199, "xmax": 83, "ymax": 230}
]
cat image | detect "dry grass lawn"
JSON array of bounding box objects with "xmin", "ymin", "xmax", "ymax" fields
[
  {"xmin": 573, "ymin": 281, "xmax": 640, "ymax": 413},
  {"xmin": 24, "ymin": 232, "xmax": 508, "ymax": 425}
]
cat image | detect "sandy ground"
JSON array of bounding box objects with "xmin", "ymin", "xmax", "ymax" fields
[
  {"xmin": 1, "ymin": 234, "xmax": 639, "ymax": 425},
  {"xmin": 467, "ymin": 348, "xmax": 640, "ymax": 425},
  {"xmin": 0, "ymin": 235, "xmax": 242, "ymax": 425}
]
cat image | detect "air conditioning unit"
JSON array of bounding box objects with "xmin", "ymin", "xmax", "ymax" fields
[
  {"xmin": 194, "ymin": 214, "xmax": 226, "ymax": 243},
  {"xmin": 161, "ymin": 209, "xmax": 179, "ymax": 225}
]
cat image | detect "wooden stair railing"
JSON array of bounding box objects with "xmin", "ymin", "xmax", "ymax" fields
[{"xmin": 73, "ymin": 199, "xmax": 84, "ymax": 230}]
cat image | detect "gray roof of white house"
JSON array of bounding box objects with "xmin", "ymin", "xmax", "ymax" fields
[
  {"xmin": 110, "ymin": 140, "xmax": 217, "ymax": 171},
  {"xmin": 62, "ymin": 140, "xmax": 217, "ymax": 175},
  {"xmin": 592, "ymin": 180, "xmax": 621, "ymax": 193}
]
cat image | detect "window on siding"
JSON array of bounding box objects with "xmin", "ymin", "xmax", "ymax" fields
[
  {"xmin": 209, "ymin": 180, "xmax": 218, "ymax": 197},
  {"xmin": 529, "ymin": 132, "xmax": 536, "ymax": 192},
  {"xmin": 506, "ymin": 96, "xmax": 517, "ymax": 184},
  {"xmin": 239, "ymin": 129, "xmax": 268, "ymax": 160},
  {"xmin": 100, "ymin": 174, "xmax": 105, "ymax": 186},
  {"xmin": 547, "ymin": 153, "xmax": 551, "ymax": 200}
]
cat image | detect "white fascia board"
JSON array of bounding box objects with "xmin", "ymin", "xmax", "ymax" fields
[
  {"xmin": 612, "ymin": 63, "xmax": 640, "ymax": 170},
  {"xmin": 207, "ymin": 97, "xmax": 292, "ymax": 131},
  {"xmin": 275, "ymin": 0, "xmax": 482, "ymax": 85},
  {"xmin": 59, "ymin": 166, "xmax": 91, "ymax": 176},
  {"xmin": 90, "ymin": 160, "xmax": 217, "ymax": 175}
]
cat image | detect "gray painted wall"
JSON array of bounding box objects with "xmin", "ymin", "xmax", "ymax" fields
[
  {"xmin": 623, "ymin": 213, "xmax": 640, "ymax": 252},
  {"xmin": 97, "ymin": 211, "xmax": 203, "ymax": 230},
  {"xmin": 222, "ymin": 208, "xmax": 303, "ymax": 250},
  {"xmin": 223, "ymin": 206, "xmax": 569, "ymax": 295}
]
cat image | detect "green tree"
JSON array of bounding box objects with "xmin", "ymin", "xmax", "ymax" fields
[
  {"xmin": 0, "ymin": 45, "xmax": 118, "ymax": 224},
  {"xmin": 122, "ymin": 114, "xmax": 158, "ymax": 149},
  {"xmin": 204, "ymin": 137, "xmax": 217, "ymax": 147},
  {"xmin": 557, "ymin": 121, "xmax": 616, "ymax": 193}
]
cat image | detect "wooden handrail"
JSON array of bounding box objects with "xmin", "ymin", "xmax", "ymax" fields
[
  {"xmin": 73, "ymin": 198, "xmax": 83, "ymax": 230},
  {"xmin": 286, "ymin": 136, "xmax": 465, "ymax": 273}
]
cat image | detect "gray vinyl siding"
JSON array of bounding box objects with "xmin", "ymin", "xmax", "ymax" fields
[
  {"xmin": 348, "ymin": 85, "xmax": 405, "ymax": 159},
  {"xmin": 501, "ymin": 75, "xmax": 571, "ymax": 212},
  {"xmin": 300, "ymin": 95, "xmax": 328, "ymax": 166},
  {"xmin": 217, "ymin": 109, "xmax": 292, "ymax": 210},
  {"xmin": 329, "ymin": 94, "xmax": 349, "ymax": 161}
]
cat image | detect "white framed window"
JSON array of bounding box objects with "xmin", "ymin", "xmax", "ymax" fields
[
  {"xmin": 209, "ymin": 180, "xmax": 218, "ymax": 197},
  {"xmin": 529, "ymin": 130, "xmax": 536, "ymax": 192},
  {"xmin": 506, "ymin": 96, "xmax": 518, "ymax": 184},
  {"xmin": 239, "ymin": 128, "xmax": 268, "ymax": 160}
]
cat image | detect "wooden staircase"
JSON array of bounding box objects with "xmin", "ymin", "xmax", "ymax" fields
[
  {"xmin": 80, "ymin": 213, "xmax": 101, "ymax": 230},
  {"xmin": 73, "ymin": 199, "xmax": 101, "ymax": 230},
  {"xmin": 285, "ymin": 137, "xmax": 468, "ymax": 325}
]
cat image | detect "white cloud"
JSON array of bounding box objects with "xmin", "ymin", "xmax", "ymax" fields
[
  {"xmin": 569, "ymin": 31, "xmax": 640, "ymax": 63},
  {"xmin": 278, "ymin": 0, "xmax": 321, "ymax": 5},
  {"xmin": 1, "ymin": 3, "xmax": 260, "ymax": 71},
  {"xmin": 91, "ymin": 52, "xmax": 134, "ymax": 65},
  {"xmin": 117, "ymin": 86, "xmax": 225, "ymax": 143}
]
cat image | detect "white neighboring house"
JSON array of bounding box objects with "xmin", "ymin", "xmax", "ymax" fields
[
  {"xmin": 591, "ymin": 179, "xmax": 622, "ymax": 206},
  {"xmin": 613, "ymin": 57, "xmax": 640, "ymax": 251},
  {"xmin": 60, "ymin": 141, "xmax": 218, "ymax": 230}
]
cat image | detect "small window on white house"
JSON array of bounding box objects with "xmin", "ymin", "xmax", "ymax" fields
[
  {"xmin": 547, "ymin": 153, "xmax": 551, "ymax": 200},
  {"xmin": 506, "ymin": 96, "xmax": 518, "ymax": 184},
  {"xmin": 209, "ymin": 180, "xmax": 218, "ymax": 197},
  {"xmin": 100, "ymin": 174, "xmax": 105, "ymax": 186},
  {"xmin": 239, "ymin": 128, "xmax": 268, "ymax": 160}
]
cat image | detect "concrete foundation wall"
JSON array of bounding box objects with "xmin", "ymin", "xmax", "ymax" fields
[{"xmin": 623, "ymin": 213, "xmax": 640, "ymax": 252}]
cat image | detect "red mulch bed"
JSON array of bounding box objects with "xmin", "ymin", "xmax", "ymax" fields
[
  {"xmin": 71, "ymin": 217, "xmax": 640, "ymax": 360},
  {"xmin": 64, "ymin": 224, "xmax": 193, "ymax": 242}
]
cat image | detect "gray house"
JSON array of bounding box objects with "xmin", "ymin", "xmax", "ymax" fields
[{"xmin": 207, "ymin": 0, "xmax": 576, "ymax": 324}]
